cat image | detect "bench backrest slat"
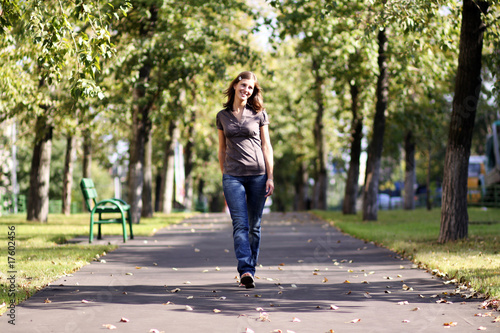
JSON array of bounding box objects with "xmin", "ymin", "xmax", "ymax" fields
[{"xmin": 80, "ymin": 178, "xmax": 97, "ymax": 212}]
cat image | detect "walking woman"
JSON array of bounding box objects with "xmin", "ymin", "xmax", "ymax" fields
[{"xmin": 216, "ymin": 71, "xmax": 274, "ymax": 288}]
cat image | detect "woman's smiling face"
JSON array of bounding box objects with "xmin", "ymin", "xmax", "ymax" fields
[{"xmin": 233, "ymin": 79, "xmax": 255, "ymax": 102}]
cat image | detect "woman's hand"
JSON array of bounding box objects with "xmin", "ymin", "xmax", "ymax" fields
[{"xmin": 265, "ymin": 179, "xmax": 274, "ymax": 197}]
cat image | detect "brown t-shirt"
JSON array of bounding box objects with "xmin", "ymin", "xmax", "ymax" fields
[{"xmin": 216, "ymin": 107, "xmax": 270, "ymax": 176}]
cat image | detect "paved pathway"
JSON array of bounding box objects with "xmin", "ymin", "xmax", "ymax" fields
[{"xmin": 1, "ymin": 212, "xmax": 498, "ymax": 333}]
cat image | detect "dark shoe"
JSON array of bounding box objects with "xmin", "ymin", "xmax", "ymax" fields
[{"xmin": 240, "ymin": 273, "xmax": 255, "ymax": 289}]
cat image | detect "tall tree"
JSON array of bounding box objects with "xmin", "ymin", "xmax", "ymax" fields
[
  {"xmin": 362, "ymin": 28, "xmax": 388, "ymax": 221},
  {"xmin": 439, "ymin": 0, "xmax": 490, "ymax": 242},
  {"xmin": 342, "ymin": 82, "xmax": 363, "ymax": 214},
  {"xmin": 127, "ymin": 4, "xmax": 157, "ymax": 224},
  {"xmin": 311, "ymin": 56, "xmax": 328, "ymax": 210}
]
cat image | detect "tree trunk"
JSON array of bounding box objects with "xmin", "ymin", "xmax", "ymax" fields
[
  {"xmin": 128, "ymin": 5, "xmax": 157, "ymax": 224},
  {"xmin": 312, "ymin": 57, "xmax": 327, "ymax": 210},
  {"xmin": 154, "ymin": 173, "xmax": 162, "ymax": 212},
  {"xmin": 159, "ymin": 120, "xmax": 179, "ymax": 213},
  {"xmin": 426, "ymin": 144, "xmax": 432, "ymax": 211},
  {"xmin": 184, "ymin": 88, "xmax": 197, "ymax": 211},
  {"xmin": 362, "ymin": 28, "xmax": 388, "ymax": 221},
  {"xmin": 403, "ymin": 130, "xmax": 415, "ymax": 210},
  {"xmin": 141, "ymin": 129, "xmax": 153, "ymax": 218},
  {"xmin": 27, "ymin": 115, "xmax": 53, "ymax": 222},
  {"xmin": 128, "ymin": 82, "xmax": 152, "ymax": 224},
  {"xmin": 82, "ymin": 128, "xmax": 92, "ymax": 212},
  {"xmin": 343, "ymin": 82, "xmax": 363, "ymax": 214},
  {"xmin": 62, "ymin": 135, "xmax": 76, "ymax": 215},
  {"xmin": 82, "ymin": 129, "xmax": 92, "ymax": 178},
  {"xmin": 439, "ymin": 0, "xmax": 489, "ymax": 243},
  {"xmin": 294, "ymin": 159, "xmax": 309, "ymax": 211}
]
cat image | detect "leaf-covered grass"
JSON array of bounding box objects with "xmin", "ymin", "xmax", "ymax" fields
[
  {"xmin": 0, "ymin": 212, "xmax": 192, "ymax": 312},
  {"xmin": 313, "ymin": 207, "xmax": 500, "ymax": 300}
]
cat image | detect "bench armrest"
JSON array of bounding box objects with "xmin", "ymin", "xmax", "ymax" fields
[{"xmin": 92, "ymin": 199, "xmax": 126, "ymax": 215}]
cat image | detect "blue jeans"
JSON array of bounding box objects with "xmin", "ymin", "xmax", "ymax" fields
[{"xmin": 223, "ymin": 174, "xmax": 268, "ymax": 276}]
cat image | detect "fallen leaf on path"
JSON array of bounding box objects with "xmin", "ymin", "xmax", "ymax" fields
[
  {"xmin": 213, "ymin": 309, "xmax": 221, "ymax": 313},
  {"xmin": 411, "ymin": 307, "xmax": 420, "ymax": 311},
  {"xmin": 259, "ymin": 312, "xmax": 270, "ymax": 321},
  {"xmin": 478, "ymin": 327, "xmax": 487, "ymax": 331},
  {"xmin": 330, "ymin": 305, "xmax": 339, "ymax": 310},
  {"xmin": 170, "ymin": 288, "xmax": 181, "ymax": 293},
  {"xmin": 202, "ymin": 269, "xmax": 209, "ymax": 273},
  {"xmin": 194, "ymin": 248, "xmax": 200, "ymax": 252},
  {"xmin": 402, "ymin": 320, "xmax": 410, "ymax": 323},
  {"xmin": 322, "ymin": 277, "xmax": 329, "ymax": 283},
  {"xmin": 287, "ymin": 331, "xmax": 296, "ymax": 333},
  {"xmin": 224, "ymin": 249, "xmax": 230, "ymax": 253},
  {"xmin": 493, "ymin": 316, "xmax": 500, "ymax": 322},
  {"xmin": 245, "ymin": 328, "xmax": 254, "ymax": 333},
  {"xmin": 163, "ymin": 301, "xmax": 174, "ymax": 305},
  {"xmin": 443, "ymin": 322, "xmax": 458, "ymax": 327},
  {"xmin": 81, "ymin": 299, "xmax": 90, "ymax": 303},
  {"xmin": 270, "ymin": 330, "xmax": 282, "ymax": 333},
  {"xmin": 402, "ymin": 284, "xmax": 413, "ymax": 291},
  {"xmin": 364, "ymin": 292, "xmax": 372, "ymax": 298},
  {"xmin": 291, "ymin": 284, "xmax": 297, "ymax": 288},
  {"xmin": 436, "ymin": 299, "xmax": 453, "ymax": 304},
  {"xmin": 120, "ymin": 317, "xmax": 130, "ymax": 322},
  {"xmin": 135, "ymin": 266, "xmax": 142, "ymax": 269},
  {"xmin": 215, "ymin": 267, "xmax": 221, "ymax": 271},
  {"xmin": 256, "ymin": 307, "xmax": 264, "ymax": 311},
  {"xmin": 186, "ymin": 296, "xmax": 194, "ymax": 299},
  {"xmin": 184, "ymin": 281, "xmax": 192, "ymax": 284},
  {"xmin": 292, "ymin": 317, "xmax": 301, "ymax": 322},
  {"xmin": 343, "ymin": 280, "xmax": 351, "ymax": 284},
  {"xmin": 397, "ymin": 301, "xmax": 409, "ymax": 305},
  {"xmin": 149, "ymin": 330, "xmax": 160, "ymax": 333},
  {"xmin": 185, "ymin": 305, "xmax": 193, "ymax": 311},
  {"xmin": 349, "ymin": 318, "xmax": 361, "ymax": 323},
  {"xmin": 172, "ymin": 267, "xmax": 178, "ymax": 271},
  {"xmin": 254, "ymin": 294, "xmax": 262, "ymax": 298},
  {"xmin": 44, "ymin": 298, "xmax": 51, "ymax": 303},
  {"xmin": 125, "ymin": 272, "xmax": 133, "ymax": 275},
  {"xmin": 102, "ymin": 324, "xmax": 117, "ymax": 330}
]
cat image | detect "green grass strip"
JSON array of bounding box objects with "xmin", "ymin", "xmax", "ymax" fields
[
  {"xmin": 0, "ymin": 212, "xmax": 192, "ymax": 313},
  {"xmin": 313, "ymin": 207, "xmax": 500, "ymax": 300}
]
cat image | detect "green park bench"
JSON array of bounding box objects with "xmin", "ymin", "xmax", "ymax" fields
[{"xmin": 80, "ymin": 178, "xmax": 134, "ymax": 243}]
